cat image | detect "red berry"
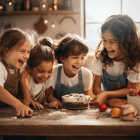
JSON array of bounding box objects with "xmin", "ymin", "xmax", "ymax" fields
[{"xmin": 99, "ymin": 103, "xmax": 108, "ymax": 112}]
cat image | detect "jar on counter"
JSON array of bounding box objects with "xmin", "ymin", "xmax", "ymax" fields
[{"xmin": 6, "ymin": 2, "xmax": 14, "ymax": 11}]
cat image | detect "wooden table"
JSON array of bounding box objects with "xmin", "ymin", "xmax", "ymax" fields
[{"xmin": 0, "ymin": 106, "xmax": 140, "ymax": 140}]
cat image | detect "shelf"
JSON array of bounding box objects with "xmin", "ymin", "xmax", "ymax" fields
[{"xmin": 0, "ymin": 10, "xmax": 74, "ymax": 15}]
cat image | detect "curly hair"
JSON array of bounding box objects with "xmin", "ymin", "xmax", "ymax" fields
[
  {"xmin": 55, "ymin": 33, "xmax": 89, "ymax": 64},
  {"xmin": 95, "ymin": 14, "xmax": 140, "ymax": 71}
]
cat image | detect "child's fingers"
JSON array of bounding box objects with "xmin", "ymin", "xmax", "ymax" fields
[
  {"xmin": 25, "ymin": 109, "xmax": 33, "ymax": 117},
  {"xmin": 36, "ymin": 103, "xmax": 41, "ymax": 110},
  {"xmin": 21, "ymin": 110, "xmax": 25, "ymax": 118},
  {"xmin": 58, "ymin": 103, "xmax": 63, "ymax": 109},
  {"xmin": 89, "ymin": 100, "xmax": 99, "ymax": 107},
  {"xmin": 17, "ymin": 108, "xmax": 33, "ymax": 118},
  {"xmin": 31, "ymin": 102, "xmax": 37, "ymax": 109},
  {"xmin": 55, "ymin": 102, "xmax": 61, "ymax": 108},
  {"xmin": 16, "ymin": 110, "xmax": 21, "ymax": 117},
  {"xmin": 28, "ymin": 110, "xmax": 33, "ymax": 117}
]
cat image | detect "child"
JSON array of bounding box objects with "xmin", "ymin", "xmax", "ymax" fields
[
  {"xmin": 90, "ymin": 14, "xmax": 140, "ymax": 107},
  {"xmin": 0, "ymin": 28, "xmax": 33, "ymax": 117},
  {"xmin": 20, "ymin": 43, "xmax": 54, "ymax": 109},
  {"xmin": 47, "ymin": 33, "xmax": 93, "ymax": 108}
]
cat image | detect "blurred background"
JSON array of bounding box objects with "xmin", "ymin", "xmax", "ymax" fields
[{"xmin": 0, "ymin": 0, "xmax": 140, "ymax": 51}]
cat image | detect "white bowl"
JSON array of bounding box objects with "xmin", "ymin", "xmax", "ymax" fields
[{"xmin": 127, "ymin": 94, "xmax": 140, "ymax": 115}]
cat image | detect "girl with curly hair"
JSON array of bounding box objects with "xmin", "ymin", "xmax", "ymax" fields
[{"xmin": 90, "ymin": 14, "xmax": 140, "ymax": 107}]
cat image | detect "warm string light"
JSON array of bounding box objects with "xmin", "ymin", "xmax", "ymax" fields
[
  {"xmin": 42, "ymin": 4, "xmax": 46, "ymax": 9},
  {"xmin": 44, "ymin": 19, "xmax": 48, "ymax": 24},
  {"xmin": 54, "ymin": 0, "xmax": 57, "ymax": 10},
  {"xmin": 0, "ymin": 6, "xmax": 3, "ymax": 10},
  {"xmin": 9, "ymin": 2, "xmax": 12, "ymax": 5},
  {"xmin": 51, "ymin": 23, "xmax": 55, "ymax": 28}
]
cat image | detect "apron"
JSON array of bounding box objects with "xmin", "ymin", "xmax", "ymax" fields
[
  {"xmin": 55, "ymin": 66, "xmax": 84, "ymax": 101},
  {"xmin": 29, "ymin": 75, "xmax": 46, "ymax": 103},
  {"xmin": 102, "ymin": 65, "xmax": 128, "ymax": 91},
  {"xmin": 0, "ymin": 60, "xmax": 21, "ymax": 106}
]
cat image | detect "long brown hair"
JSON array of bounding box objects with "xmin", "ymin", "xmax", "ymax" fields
[
  {"xmin": 96, "ymin": 14, "xmax": 140, "ymax": 71},
  {"xmin": 0, "ymin": 28, "xmax": 32, "ymax": 60}
]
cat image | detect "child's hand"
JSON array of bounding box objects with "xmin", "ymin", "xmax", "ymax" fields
[
  {"xmin": 43, "ymin": 100, "xmax": 48, "ymax": 106},
  {"xmin": 16, "ymin": 104, "xmax": 33, "ymax": 118},
  {"xmin": 89, "ymin": 92, "xmax": 107, "ymax": 107},
  {"xmin": 48, "ymin": 101, "xmax": 63, "ymax": 109},
  {"xmin": 23, "ymin": 98, "xmax": 42, "ymax": 110}
]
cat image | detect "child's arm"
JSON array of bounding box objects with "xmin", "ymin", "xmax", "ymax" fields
[
  {"xmin": 84, "ymin": 90, "xmax": 90, "ymax": 95},
  {"xmin": 92, "ymin": 75, "xmax": 103, "ymax": 95},
  {"xmin": 45, "ymin": 86, "xmax": 63, "ymax": 108},
  {"xmin": 90, "ymin": 74, "xmax": 137, "ymax": 106},
  {"xmin": 20, "ymin": 70, "xmax": 42, "ymax": 109},
  {"xmin": 0, "ymin": 86, "xmax": 33, "ymax": 117}
]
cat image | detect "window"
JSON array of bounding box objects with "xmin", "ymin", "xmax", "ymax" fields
[{"xmin": 85, "ymin": 0, "xmax": 140, "ymax": 51}]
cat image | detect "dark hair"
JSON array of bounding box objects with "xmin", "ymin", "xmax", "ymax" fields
[
  {"xmin": 55, "ymin": 33, "xmax": 89, "ymax": 63},
  {"xmin": 96, "ymin": 14, "xmax": 140, "ymax": 70},
  {"xmin": 39, "ymin": 37, "xmax": 56, "ymax": 51},
  {"xmin": 0, "ymin": 28, "xmax": 32, "ymax": 60},
  {"xmin": 27, "ymin": 44, "xmax": 54, "ymax": 69}
]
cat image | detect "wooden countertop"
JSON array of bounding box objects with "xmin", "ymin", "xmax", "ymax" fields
[{"xmin": 0, "ymin": 106, "xmax": 140, "ymax": 137}]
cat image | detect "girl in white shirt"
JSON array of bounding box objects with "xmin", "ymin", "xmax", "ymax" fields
[
  {"xmin": 20, "ymin": 43, "xmax": 54, "ymax": 109},
  {"xmin": 90, "ymin": 14, "xmax": 140, "ymax": 107},
  {"xmin": 0, "ymin": 28, "xmax": 33, "ymax": 117}
]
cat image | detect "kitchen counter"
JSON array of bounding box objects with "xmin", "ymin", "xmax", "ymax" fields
[{"xmin": 0, "ymin": 106, "xmax": 140, "ymax": 140}]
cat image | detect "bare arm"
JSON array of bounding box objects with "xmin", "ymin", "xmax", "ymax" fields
[
  {"xmin": 20, "ymin": 70, "xmax": 31, "ymax": 101},
  {"xmin": 92, "ymin": 75, "xmax": 103, "ymax": 95},
  {"xmin": 90, "ymin": 74, "xmax": 137, "ymax": 105},
  {"xmin": 84, "ymin": 90, "xmax": 89, "ymax": 95},
  {"xmin": 0, "ymin": 86, "xmax": 33, "ymax": 117},
  {"xmin": 20, "ymin": 70, "xmax": 41, "ymax": 109},
  {"xmin": 46, "ymin": 86, "xmax": 63, "ymax": 108}
]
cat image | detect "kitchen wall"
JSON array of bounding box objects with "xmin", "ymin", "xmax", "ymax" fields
[{"xmin": 0, "ymin": 0, "xmax": 83, "ymax": 40}]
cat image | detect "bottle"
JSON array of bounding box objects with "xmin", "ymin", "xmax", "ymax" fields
[{"xmin": 24, "ymin": 0, "xmax": 30, "ymax": 10}]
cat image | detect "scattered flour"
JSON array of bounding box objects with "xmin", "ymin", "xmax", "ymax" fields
[
  {"xmin": 11, "ymin": 116, "xmax": 17, "ymax": 119},
  {"xmin": 48, "ymin": 111, "xmax": 66, "ymax": 116}
]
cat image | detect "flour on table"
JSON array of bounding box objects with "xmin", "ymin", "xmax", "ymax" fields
[{"xmin": 48, "ymin": 111, "xmax": 66, "ymax": 116}]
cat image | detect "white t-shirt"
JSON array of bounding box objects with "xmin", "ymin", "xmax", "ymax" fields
[
  {"xmin": 29, "ymin": 75, "xmax": 53, "ymax": 98},
  {"xmin": 51, "ymin": 64, "xmax": 93, "ymax": 91},
  {"xmin": 91, "ymin": 58, "xmax": 140, "ymax": 83},
  {"xmin": 0, "ymin": 61, "xmax": 17, "ymax": 87}
]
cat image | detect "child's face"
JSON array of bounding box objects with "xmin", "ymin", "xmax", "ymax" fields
[
  {"xmin": 30, "ymin": 61, "xmax": 53, "ymax": 84},
  {"xmin": 102, "ymin": 30, "xmax": 123, "ymax": 61},
  {"xmin": 4, "ymin": 40, "xmax": 31, "ymax": 69},
  {"xmin": 61, "ymin": 53, "xmax": 86, "ymax": 77}
]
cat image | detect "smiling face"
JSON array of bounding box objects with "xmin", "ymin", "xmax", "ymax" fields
[
  {"xmin": 102, "ymin": 30, "xmax": 123, "ymax": 61},
  {"xmin": 4, "ymin": 40, "xmax": 31, "ymax": 69},
  {"xmin": 29, "ymin": 61, "xmax": 53, "ymax": 84},
  {"xmin": 61, "ymin": 53, "xmax": 86, "ymax": 78}
]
